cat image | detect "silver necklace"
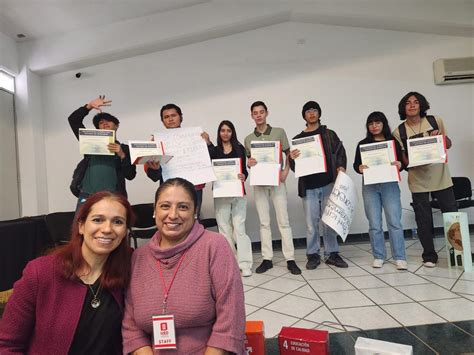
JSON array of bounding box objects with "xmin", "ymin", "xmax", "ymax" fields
[{"xmin": 88, "ymin": 283, "xmax": 102, "ymax": 309}]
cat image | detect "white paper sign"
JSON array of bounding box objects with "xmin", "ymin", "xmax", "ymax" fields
[
  {"xmin": 79, "ymin": 129, "xmax": 115, "ymax": 156},
  {"xmin": 212, "ymin": 158, "xmax": 244, "ymax": 198},
  {"xmin": 250, "ymin": 163, "xmax": 281, "ymax": 186},
  {"xmin": 321, "ymin": 172, "xmax": 357, "ymax": 241},
  {"xmin": 128, "ymin": 140, "xmax": 173, "ymax": 165},
  {"xmin": 153, "ymin": 127, "xmax": 216, "ymax": 185},
  {"xmin": 291, "ymin": 134, "xmax": 327, "ymax": 177},
  {"xmin": 360, "ymin": 140, "xmax": 400, "ymax": 185}
]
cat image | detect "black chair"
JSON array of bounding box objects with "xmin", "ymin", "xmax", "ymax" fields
[
  {"xmin": 130, "ymin": 203, "xmax": 157, "ymax": 249},
  {"xmin": 44, "ymin": 211, "xmax": 75, "ymax": 245},
  {"xmin": 430, "ymin": 177, "xmax": 474, "ymax": 210},
  {"xmin": 200, "ymin": 218, "xmax": 218, "ymax": 230}
]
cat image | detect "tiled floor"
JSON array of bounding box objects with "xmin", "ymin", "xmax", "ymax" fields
[{"xmin": 244, "ymin": 236, "xmax": 474, "ymax": 352}]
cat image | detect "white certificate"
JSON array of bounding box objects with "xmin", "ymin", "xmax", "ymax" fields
[
  {"xmin": 360, "ymin": 140, "xmax": 400, "ymax": 185},
  {"xmin": 153, "ymin": 127, "xmax": 216, "ymax": 185},
  {"xmin": 79, "ymin": 129, "xmax": 115, "ymax": 156},
  {"xmin": 407, "ymin": 135, "xmax": 447, "ymax": 167},
  {"xmin": 128, "ymin": 141, "xmax": 173, "ymax": 165},
  {"xmin": 291, "ymin": 135, "xmax": 327, "ymax": 177},
  {"xmin": 212, "ymin": 158, "xmax": 244, "ymax": 198},
  {"xmin": 250, "ymin": 141, "xmax": 281, "ymax": 186}
]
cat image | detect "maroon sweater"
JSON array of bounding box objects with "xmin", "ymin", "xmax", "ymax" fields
[
  {"xmin": 122, "ymin": 223, "xmax": 246, "ymax": 354},
  {"xmin": 0, "ymin": 254, "xmax": 123, "ymax": 354}
]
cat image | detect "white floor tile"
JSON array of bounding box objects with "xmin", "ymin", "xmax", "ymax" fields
[
  {"xmin": 318, "ymin": 289, "xmax": 374, "ymax": 309},
  {"xmin": 360, "ymin": 264, "xmax": 401, "ymax": 275},
  {"xmin": 246, "ymin": 309, "xmax": 300, "ymax": 338},
  {"xmin": 245, "ymin": 303, "xmax": 259, "ymax": 316},
  {"xmin": 290, "ymin": 284, "xmax": 321, "ymax": 300},
  {"xmin": 259, "ymin": 277, "xmax": 306, "ymax": 293},
  {"xmin": 279, "ymin": 272, "xmax": 306, "ymax": 281},
  {"xmin": 244, "ymin": 287, "xmax": 285, "ymax": 307},
  {"xmin": 332, "ymin": 266, "xmax": 371, "ymax": 278},
  {"xmin": 347, "ymin": 275, "xmax": 389, "ymax": 289},
  {"xmin": 344, "ymin": 255, "xmax": 374, "ymax": 265},
  {"xmin": 361, "ymin": 287, "xmax": 412, "ymax": 305},
  {"xmin": 241, "ymin": 273, "xmax": 275, "ymax": 287},
  {"xmin": 452, "ymin": 280, "xmax": 474, "ymax": 295},
  {"xmin": 301, "ymin": 267, "xmax": 340, "ymax": 280},
  {"xmin": 340, "ymin": 249, "xmax": 373, "ymax": 258},
  {"xmin": 265, "ymin": 294, "xmax": 323, "ymax": 318},
  {"xmin": 421, "ymin": 298, "xmax": 474, "ymax": 321},
  {"xmin": 460, "ymin": 271, "xmax": 474, "ymax": 281},
  {"xmin": 292, "ymin": 319, "xmax": 344, "ymax": 333},
  {"xmin": 459, "ymin": 293, "xmax": 474, "ymax": 301},
  {"xmin": 376, "ymin": 272, "xmax": 430, "ymax": 286},
  {"xmin": 243, "ymin": 284, "xmax": 255, "ymax": 292},
  {"xmin": 415, "ymin": 265, "xmax": 464, "ymax": 279},
  {"xmin": 381, "ymin": 303, "xmax": 445, "ymax": 326},
  {"xmin": 332, "ymin": 306, "xmax": 400, "ymax": 330},
  {"xmin": 259, "ymin": 265, "xmax": 290, "ymax": 277},
  {"xmin": 421, "ymin": 275, "xmax": 457, "ymax": 289},
  {"xmin": 304, "ymin": 305, "xmax": 341, "ymax": 329},
  {"xmin": 395, "ymin": 284, "xmax": 458, "ymax": 301},
  {"xmin": 307, "ymin": 277, "xmax": 355, "ymax": 292}
]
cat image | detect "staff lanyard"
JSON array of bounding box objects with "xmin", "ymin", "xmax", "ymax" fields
[{"xmin": 157, "ymin": 249, "xmax": 188, "ymax": 314}]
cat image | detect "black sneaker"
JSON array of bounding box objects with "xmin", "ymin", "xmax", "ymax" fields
[
  {"xmin": 325, "ymin": 252, "xmax": 348, "ymax": 268},
  {"xmin": 287, "ymin": 260, "xmax": 302, "ymax": 275},
  {"xmin": 306, "ymin": 254, "xmax": 321, "ymax": 270},
  {"xmin": 255, "ymin": 260, "xmax": 273, "ymax": 274}
]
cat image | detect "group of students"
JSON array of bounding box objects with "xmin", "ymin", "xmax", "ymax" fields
[
  {"xmin": 0, "ymin": 90, "xmax": 458, "ymax": 354},
  {"xmin": 70, "ymin": 91, "xmax": 457, "ymax": 276}
]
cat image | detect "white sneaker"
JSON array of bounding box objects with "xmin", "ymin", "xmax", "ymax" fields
[
  {"xmin": 242, "ymin": 269, "xmax": 253, "ymax": 277},
  {"xmin": 395, "ymin": 260, "xmax": 408, "ymax": 270},
  {"xmin": 372, "ymin": 259, "xmax": 384, "ymax": 268},
  {"xmin": 423, "ymin": 261, "xmax": 436, "ymax": 268}
]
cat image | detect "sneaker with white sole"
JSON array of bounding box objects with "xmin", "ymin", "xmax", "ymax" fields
[
  {"xmin": 395, "ymin": 260, "xmax": 408, "ymax": 270},
  {"xmin": 372, "ymin": 259, "xmax": 384, "ymax": 268},
  {"xmin": 242, "ymin": 269, "xmax": 253, "ymax": 277},
  {"xmin": 423, "ymin": 261, "xmax": 436, "ymax": 268}
]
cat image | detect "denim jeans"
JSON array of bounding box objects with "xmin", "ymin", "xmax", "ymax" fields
[
  {"xmin": 362, "ymin": 182, "xmax": 406, "ymax": 261},
  {"xmin": 214, "ymin": 196, "xmax": 253, "ymax": 270},
  {"xmin": 253, "ymin": 183, "xmax": 295, "ymax": 261},
  {"xmin": 302, "ymin": 184, "xmax": 339, "ymax": 257}
]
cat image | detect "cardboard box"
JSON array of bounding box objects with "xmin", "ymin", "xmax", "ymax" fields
[
  {"xmin": 355, "ymin": 336, "xmax": 413, "ymax": 355},
  {"xmin": 245, "ymin": 321, "xmax": 265, "ymax": 355},
  {"xmin": 278, "ymin": 327, "xmax": 329, "ymax": 354}
]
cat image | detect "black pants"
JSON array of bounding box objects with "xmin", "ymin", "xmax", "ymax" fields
[{"xmin": 412, "ymin": 187, "xmax": 457, "ymax": 263}]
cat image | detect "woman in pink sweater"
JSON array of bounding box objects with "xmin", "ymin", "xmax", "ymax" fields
[
  {"xmin": 0, "ymin": 191, "xmax": 135, "ymax": 354},
  {"xmin": 122, "ymin": 178, "xmax": 246, "ymax": 354}
]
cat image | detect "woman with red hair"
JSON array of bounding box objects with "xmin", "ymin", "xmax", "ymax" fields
[{"xmin": 0, "ymin": 191, "xmax": 135, "ymax": 354}]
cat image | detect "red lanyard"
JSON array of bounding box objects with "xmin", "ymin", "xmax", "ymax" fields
[{"xmin": 157, "ymin": 249, "xmax": 188, "ymax": 314}]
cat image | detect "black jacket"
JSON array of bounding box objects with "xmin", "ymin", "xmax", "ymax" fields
[
  {"xmin": 68, "ymin": 106, "xmax": 136, "ymax": 197},
  {"xmin": 289, "ymin": 125, "xmax": 347, "ymax": 198}
]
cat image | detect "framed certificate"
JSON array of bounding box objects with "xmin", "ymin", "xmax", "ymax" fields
[
  {"xmin": 407, "ymin": 135, "xmax": 447, "ymax": 168},
  {"xmin": 129, "ymin": 140, "xmax": 173, "ymax": 165},
  {"xmin": 212, "ymin": 158, "xmax": 244, "ymax": 198},
  {"xmin": 291, "ymin": 134, "xmax": 327, "ymax": 177},
  {"xmin": 250, "ymin": 141, "xmax": 281, "ymax": 186},
  {"xmin": 79, "ymin": 129, "xmax": 115, "ymax": 156},
  {"xmin": 360, "ymin": 140, "xmax": 400, "ymax": 185}
]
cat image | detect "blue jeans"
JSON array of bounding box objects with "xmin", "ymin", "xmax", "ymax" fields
[
  {"xmin": 303, "ymin": 184, "xmax": 339, "ymax": 257},
  {"xmin": 362, "ymin": 182, "xmax": 406, "ymax": 261}
]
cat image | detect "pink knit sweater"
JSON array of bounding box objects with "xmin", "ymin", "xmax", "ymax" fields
[{"xmin": 122, "ymin": 223, "xmax": 245, "ymax": 354}]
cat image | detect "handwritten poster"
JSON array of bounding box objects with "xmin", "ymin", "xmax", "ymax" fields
[
  {"xmin": 321, "ymin": 172, "xmax": 357, "ymax": 241},
  {"xmin": 154, "ymin": 127, "xmax": 216, "ymax": 185}
]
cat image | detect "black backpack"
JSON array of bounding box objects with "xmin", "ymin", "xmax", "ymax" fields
[
  {"xmin": 70, "ymin": 157, "xmax": 90, "ymax": 197},
  {"xmin": 398, "ymin": 115, "xmax": 438, "ymax": 152}
]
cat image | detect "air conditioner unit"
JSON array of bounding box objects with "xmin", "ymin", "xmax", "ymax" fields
[{"xmin": 433, "ymin": 57, "xmax": 474, "ymax": 85}]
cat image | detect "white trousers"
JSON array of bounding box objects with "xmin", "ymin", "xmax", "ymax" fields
[
  {"xmin": 253, "ymin": 184, "xmax": 295, "ymax": 261},
  {"xmin": 214, "ymin": 196, "xmax": 253, "ymax": 270}
]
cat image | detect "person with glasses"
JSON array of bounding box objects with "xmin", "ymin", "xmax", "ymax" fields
[{"xmin": 289, "ymin": 101, "xmax": 348, "ymax": 270}]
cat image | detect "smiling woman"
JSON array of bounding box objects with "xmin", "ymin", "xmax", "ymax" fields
[
  {"xmin": 0, "ymin": 191, "xmax": 135, "ymax": 354},
  {"xmin": 123, "ymin": 178, "xmax": 246, "ymax": 355}
]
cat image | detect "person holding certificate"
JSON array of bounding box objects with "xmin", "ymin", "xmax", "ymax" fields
[
  {"xmin": 289, "ymin": 100, "xmax": 348, "ymax": 270},
  {"xmin": 209, "ymin": 120, "xmax": 253, "ymax": 277},
  {"xmin": 353, "ymin": 112, "xmax": 407, "ymax": 270},
  {"xmin": 244, "ymin": 101, "xmax": 301, "ymax": 275},
  {"xmin": 0, "ymin": 192, "xmax": 134, "ymax": 354},
  {"xmin": 392, "ymin": 92, "xmax": 457, "ymax": 268},
  {"xmin": 68, "ymin": 95, "xmax": 136, "ymax": 209}
]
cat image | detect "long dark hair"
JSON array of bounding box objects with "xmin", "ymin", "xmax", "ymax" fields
[
  {"xmin": 52, "ymin": 191, "xmax": 135, "ymax": 290},
  {"xmin": 398, "ymin": 91, "xmax": 430, "ymax": 120},
  {"xmin": 216, "ymin": 120, "xmax": 242, "ymax": 154},
  {"xmin": 366, "ymin": 111, "xmax": 393, "ymax": 140}
]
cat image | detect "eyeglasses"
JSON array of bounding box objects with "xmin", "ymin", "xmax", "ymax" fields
[{"xmin": 305, "ymin": 108, "xmax": 319, "ymax": 114}]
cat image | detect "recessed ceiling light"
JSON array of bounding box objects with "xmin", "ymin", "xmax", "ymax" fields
[{"xmin": 16, "ymin": 34, "xmax": 26, "ymax": 39}]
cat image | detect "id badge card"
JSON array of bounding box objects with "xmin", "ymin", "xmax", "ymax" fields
[{"xmin": 153, "ymin": 315, "xmax": 177, "ymax": 350}]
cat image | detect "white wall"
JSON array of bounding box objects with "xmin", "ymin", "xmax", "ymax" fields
[
  {"xmin": 0, "ymin": 31, "xmax": 18, "ymax": 74},
  {"xmin": 40, "ymin": 22, "xmax": 474, "ymax": 241}
]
